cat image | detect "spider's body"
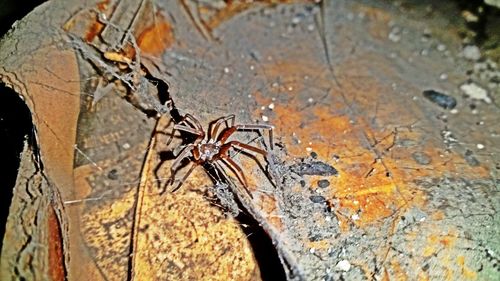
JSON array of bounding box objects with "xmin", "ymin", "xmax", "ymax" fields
[
  {"xmin": 195, "ymin": 141, "xmax": 221, "ymax": 161},
  {"xmin": 164, "ymin": 114, "xmax": 273, "ymax": 198}
]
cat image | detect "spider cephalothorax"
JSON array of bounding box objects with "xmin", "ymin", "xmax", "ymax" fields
[{"xmin": 164, "ymin": 114, "xmax": 273, "ymax": 197}]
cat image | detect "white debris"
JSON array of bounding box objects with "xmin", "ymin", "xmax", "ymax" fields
[
  {"xmin": 351, "ymin": 214, "xmax": 359, "ymax": 221},
  {"xmin": 307, "ymin": 98, "xmax": 314, "ymax": 103},
  {"xmin": 306, "ymin": 147, "xmax": 313, "ymax": 152},
  {"xmin": 477, "ymin": 143, "xmax": 485, "ymax": 150},
  {"xmin": 437, "ymin": 44, "xmax": 446, "ymax": 51},
  {"xmin": 261, "ymin": 115, "xmax": 269, "ymax": 122},
  {"xmin": 460, "ymin": 83, "xmax": 491, "ymax": 103},
  {"xmin": 268, "ymin": 103, "xmax": 275, "ymax": 110},
  {"xmin": 388, "ymin": 27, "xmax": 401, "ymax": 43},
  {"xmin": 462, "ymin": 45, "xmax": 481, "ymax": 61},
  {"xmin": 450, "ymin": 109, "xmax": 459, "ymax": 114},
  {"xmin": 336, "ymin": 260, "xmax": 351, "ymax": 271}
]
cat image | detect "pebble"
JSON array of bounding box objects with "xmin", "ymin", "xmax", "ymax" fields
[
  {"xmin": 422, "ymin": 89, "xmax": 457, "ymax": 109},
  {"xmin": 336, "ymin": 260, "xmax": 351, "ymax": 271},
  {"xmin": 317, "ymin": 179, "xmax": 330, "ymax": 188},
  {"xmin": 309, "ymin": 195, "xmax": 326, "ymax": 204},
  {"xmin": 462, "ymin": 45, "xmax": 481, "ymax": 61},
  {"xmin": 477, "ymin": 143, "xmax": 485, "ymax": 149},
  {"xmin": 460, "ymin": 83, "xmax": 491, "ymax": 103}
]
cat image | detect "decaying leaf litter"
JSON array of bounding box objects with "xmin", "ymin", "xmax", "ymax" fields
[{"xmin": 1, "ymin": 0, "xmax": 499, "ymax": 280}]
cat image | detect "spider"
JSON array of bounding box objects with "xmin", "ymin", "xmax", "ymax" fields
[{"xmin": 162, "ymin": 113, "xmax": 274, "ymax": 198}]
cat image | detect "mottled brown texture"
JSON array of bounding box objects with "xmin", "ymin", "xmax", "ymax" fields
[{"xmin": 1, "ymin": 0, "xmax": 499, "ymax": 280}]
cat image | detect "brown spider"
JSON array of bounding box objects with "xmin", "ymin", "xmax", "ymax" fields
[{"xmin": 163, "ymin": 114, "xmax": 273, "ymax": 197}]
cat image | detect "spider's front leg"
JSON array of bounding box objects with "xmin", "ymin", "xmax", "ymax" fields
[
  {"xmin": 167, "ymin": 113, "xmax": 205, "ymax": 145},
  {"xmin": 167, "ymin": 144, "xmax": 196, "ymax": 192},
  {"xmin": 218, "ymin": 123, "xmax": 274, "ymax": 150},
  {"xmin": 208, "ymin": 114, "xmax": 235, "ymax": 140}
]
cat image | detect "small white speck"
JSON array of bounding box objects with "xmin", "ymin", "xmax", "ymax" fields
[
  {"xmin": 260, "ymin": 106, "xmax": 266, "ymax": 110},
  {"xmin": 309, "ymin": 248, "xmax": 315, "ymax": 254},
  {"xmin": 308, "ymin": 98, "xmax": 314, "ymax": 103},
  {"xmin": 353, "ymin": 200, "xmax": 359, "ymax": 205},
  {"xmin": 440, "ymin": 73, "xmax": 448, "ymax": 80},
  {"xmin": 247, "ymin": 94, "xmax": 252, "ymax": 98},
  {"xmin": 307, "ymin": 24, "xmax": 315, "ymax": 31},
  {"xmin": 419, "ymin": 217, "xmax": 426, "ymax": 222},
  {"xmin": 437, "ymin": 44, "xmax": 446, "ymax": 51},
  {"xmin": 325, "ymin": 216, "xmax": 332, "ymax": 222},
  {"xmin": 250, "ymin": 65, "xmax": 255, "ymax": 70},
  {"xmin": 450, "ymin": 109, "xmax": 458, "ymax": 114},
  {"xmin": 268, "ymin": 103, "xmax": 275, "ymax": 110},
  {"xmin": 261, "ymin": 115, "xmax": 269, "ymax": 122},
  {"xmin": 306, "ymin": 147, "xmax": 313, "ymax": 152},
  {"xmin": 288, "ymin": 86, "xmax": 294, "ymax": 91},
  {"xmin": 336, "ymin": 260, "xmax": 351, "ymax": 271},
  {"xmin": 122, "ymin": 143, "xmax": 131, "ymax": 149},
  {"xmin": 477, "ymin": 143, "xmax": 485, "ymax": 149},
  {"xmin": 412, "ymin": 96, "xmax": 418, "ymax": 100},
  {"xmin": 351, "ymin": 214, "xmax": 359, "ymax": 221},
  {"xmin": 224, "ymin": 67, "xmax": 229, "ymax": 73}
]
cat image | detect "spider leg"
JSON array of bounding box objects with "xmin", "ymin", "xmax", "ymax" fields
[
  {"xmin": 208, "ymin": 114, "xmax": 235, "ymax": 140},
  {"xmin": 170, "ymin": 162, "xmax": 198, "ymax": 192},
  {"xmin": 218, "ymin": 124, "xmax": 274, "ymax": 150},
  {"xmin": 220, "ymin": 155, "xmax": 253, "ymax": 199},
  {"xmin": 227, "ymin": 141, "xmax": 268, "ymax": 156},
  {"xmin": 166, "ymin": 115, "xmax": 205, "ymax": 145},
  {"xmin": 173, "ymin": 124, "xmax": 203, "ymax": 136},
  {"xmin": 169, "ymin": 144, "xmax": 195, "ymax": 187},
  {"xmin": 183, "ymin": 113, "xmax": 204, "ymax": 133}
]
